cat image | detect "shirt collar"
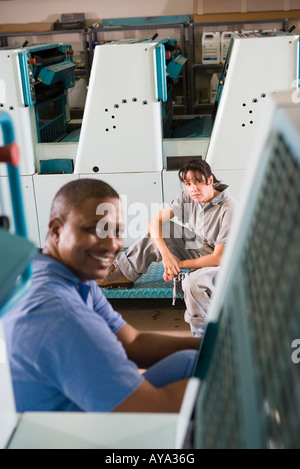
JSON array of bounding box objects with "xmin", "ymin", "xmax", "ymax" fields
[
  {"xmin": 33, "ymin": 253, "xmax": 91, "ymax": 303},
  {"xmin": 75, "ymin": 283, "xmax": 91, "ymax": 303},
  {"xmin": 210, "ymin": 184, "xmax": 230, "ymax": 205}
]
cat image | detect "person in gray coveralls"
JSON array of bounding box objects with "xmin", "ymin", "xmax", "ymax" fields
[{"xmin": 98, "ymin": 158, "xmax": 236, "ymax": 337}]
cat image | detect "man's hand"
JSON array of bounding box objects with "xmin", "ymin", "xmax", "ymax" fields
[{"xmin": 162, "ymin": 251, "xmax": 181, "ymax": 282}]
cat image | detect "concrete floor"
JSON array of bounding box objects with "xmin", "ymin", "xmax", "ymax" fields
[{"xmin": 109, "ymin": 298, "xmax": 192, "ymax": 337}]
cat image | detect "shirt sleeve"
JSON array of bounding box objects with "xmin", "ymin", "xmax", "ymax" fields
[
  {"xmin": 169, "ymin": 191, "xmax": 190, "ymax": 223},
  {"xmin": 90, "ymin": 281, "xmax": 126, "ymax": 334},
  {"xmin": 38, "ymin": 307, "xmax": 144, "ymax": 412},
  {"xmin": 214, "ymin": 202, "xmax": 236, "ymax": 246}
]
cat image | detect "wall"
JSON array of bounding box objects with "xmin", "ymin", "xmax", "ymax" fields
[
  {"xmin": 194, "ymin": 0, "xmax": 300, "ymax": 15},
  {"xmin": 1, "ymin": 0, "xmax": 300, "ymax": 25},
  {"xmin": 0, "ymin": 0, "xmax": 194, "ymax": 25}
]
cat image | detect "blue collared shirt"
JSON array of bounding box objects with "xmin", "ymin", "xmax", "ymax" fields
[{"xmin": 2, "ymin": 253, "xmax": 144, "ymax": 412}]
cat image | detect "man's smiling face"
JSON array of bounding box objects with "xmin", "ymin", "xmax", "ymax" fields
[{"xmin": 52, "ymin": 197, "xmax": 124, "ymax": 282}]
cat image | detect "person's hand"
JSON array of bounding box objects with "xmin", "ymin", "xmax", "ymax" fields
[{"xmin": 162, "ymin": 251, "xmax": 181, "ymax": 282}]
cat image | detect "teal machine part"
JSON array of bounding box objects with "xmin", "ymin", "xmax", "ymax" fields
[
  {"xmin": 18, "ymin": 43, "xmax": 75, "ymax": 106},
  {"xmin": 18, "ymin": 43, "xmax": 75, "ymax": 143},
  {"xmin": 38, "ymin": 61, "xmax": 76, "ymax": 86},
  {"xmin": 34, "ymin": 94, "xmax": 68, "ymax": 143},
  {"xmin": 166, "ymin": 54, "xmax": 187, "ymax": 80},
  {"xmin": 102, "ymin": 15, "xmax": 191, "ymax": 27},
  {"xmin": 155, "ymin": 43, "xmax": 168, "ymax": 102},
  {"xmin": 40, "ymin": 158, "xmax": 73, "ymax": 174},
  {"xmin": 0, "ymin": 112, "xmax": 37, "ymax": 316},
  {"xmin": 0, "ymin": 114, "xmax": 27, "ymax": 237}
]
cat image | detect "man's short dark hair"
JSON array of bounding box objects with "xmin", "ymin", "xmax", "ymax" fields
[
  {"xmin": 50, "ymin": 178, "xmax": 120, "ymax": 220},
  {"xmin": 178, "ymin": 157, "xmax": 220, "ymax": 184}
]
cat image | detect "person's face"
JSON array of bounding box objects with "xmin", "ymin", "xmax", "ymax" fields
[
  {"xmin": 51, "ymin": 197, "xmax": 124, "ymax": 282},
  {"xmin": 184, "ymin": 170, "xmax": 214, "ymax": 204}
]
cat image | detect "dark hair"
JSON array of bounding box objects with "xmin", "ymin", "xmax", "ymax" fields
[
  {"xmin": 178, "ymin": 157, "xmax": 220, "ymax": 184},
  {"xmin": 50, "ymin": 178, "xmax": 119, "ymax": 220}
]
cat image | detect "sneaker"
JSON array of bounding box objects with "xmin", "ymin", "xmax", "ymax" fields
[{"xmin": 96, "ymin": 262, "xmax": 134, "ymax": 289}]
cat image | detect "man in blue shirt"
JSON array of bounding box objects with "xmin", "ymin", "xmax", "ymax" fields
[{"xmin": 3, "ymin": 178, "xmax": 199, "ymax": 413}]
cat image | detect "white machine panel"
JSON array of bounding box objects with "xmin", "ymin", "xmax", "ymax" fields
[
  {"xmin": 5, "ymin": 376, "xmax": 199, "ymax": 449},
  {"xmin": 8, "ymin": 412, "xmax": 179, "ymax": 449},
  {"xmin": 213, "ymin": 169, "xmax": 246, "ymax": 201},
  {"xmin": 0, "ymin": 320, "xmax": 18, "ymax": 450},
  {"xmin": 162, "ymin": 169, "xmax": 185, "ymax": 205},
  {"xmin": 85, "ymin": 172, "xmax": 163, "ymax": 247},
  {"xmin": 32, "ymin": 172, "xmax": 162, "ymax": 248},
  {"xmin": 33, "ymin": 173, "xmax": 79, "ymax": 246},
  {"xmin": 162, "ymin": 137, "xmax": 210, "ymax": 168},
  {"xmin": 75, "ymin": 42, "xmax": 163, "ymax": 174},
  {"xmin": 0, "ymin": 50, "xmax": 36, "ymax": 176},
  {"xmin": 0, "ymin": 174, "xmax": 40, "ymax": 245},
  {"xmin": 34, "ymin": 142, "xmax": 78, "ymax": 174},
  {"xmin": 206, "ymin": 33, "xmax": 299, "ymax": 199}
]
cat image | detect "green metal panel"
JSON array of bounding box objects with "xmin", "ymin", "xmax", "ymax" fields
[
  {"xmin": 102, "ymin": 16, "xmax": 191, "ymax": 27},
  {"xmin": 193, "ymin": 105, "xmax": 300, "ymax": 449}
]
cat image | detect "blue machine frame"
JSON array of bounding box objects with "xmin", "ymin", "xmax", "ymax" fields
[{"xmin": 0, "ymin": 112, "xmax": 36, "ymax": 316}]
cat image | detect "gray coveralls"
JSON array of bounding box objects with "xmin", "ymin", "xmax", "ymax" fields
[{"xmin": 117, "ymin": 184, "xmax": 236, "ymax": 337}]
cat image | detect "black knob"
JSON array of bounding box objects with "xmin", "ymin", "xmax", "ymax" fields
[{"xmin": 0, "ymin": 215, "xmax": 10, "ymax": 230}]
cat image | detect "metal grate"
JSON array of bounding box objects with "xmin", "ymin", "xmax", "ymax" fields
[
  {"xmin": 242, "ymin": 134, "xmax": 300, "ymax": 449},
  {"xmin": 194, "ymin": 110, "xmax": 300, "ymax": 449},
  {"xmin": 101, "ymin": 262, "xmax": 175, "ymax": 299},
  {"xmin": 39, "ymin": 115, "xmax": 66, "ymax": 143},
  {"xmin": 195, "ymin": 309, "xmax": 245, "ymax": 449}
]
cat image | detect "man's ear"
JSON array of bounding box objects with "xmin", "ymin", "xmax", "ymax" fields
[
  {"xmin": 208, "ymin": 175, "xmax": 214, "ymax": 185},
  {"xmin": 48, "ymin": 217, "xmax": 63, "ymax": 242}
]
